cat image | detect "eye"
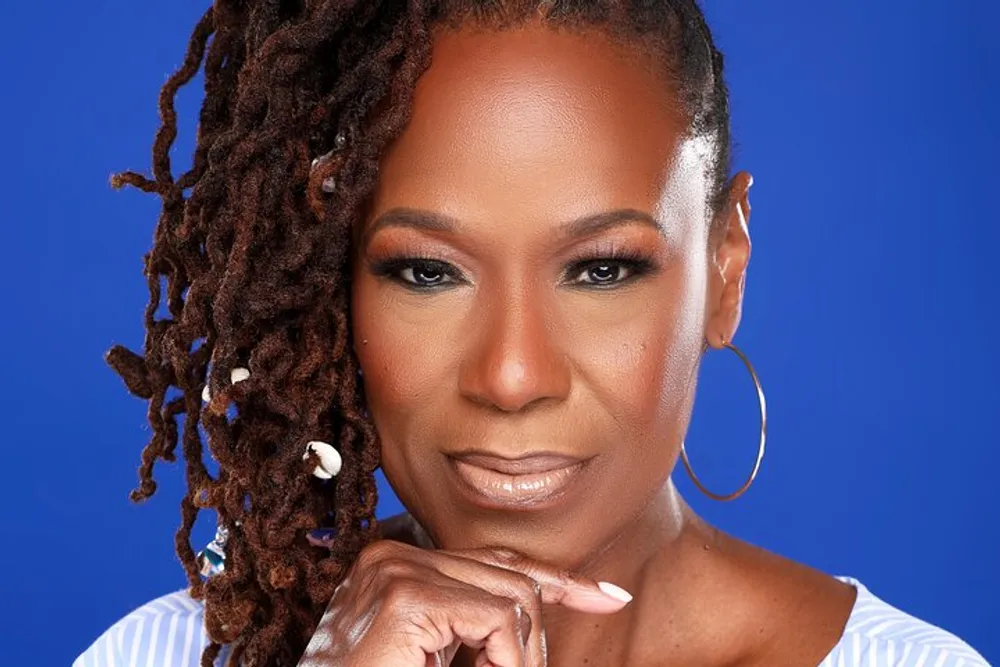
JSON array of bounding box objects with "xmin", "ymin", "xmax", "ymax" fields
[
  {"xmin": 400, "ymin": 263, "xmax": 451, "ymax": 286},
  {"xmin": 567, "ymin": 257, "xmax": 654, "ymax": 288},
  {"xmin": 577, "ymin": 263, "xmax": 628, "ymax": 285},
  {"xmin": 370, "ymin": 258, "xmax": 465, "ymax": 290}
]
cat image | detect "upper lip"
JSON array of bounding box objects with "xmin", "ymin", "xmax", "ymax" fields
[{"xmin": 448, "ymin": 451, "xmax": 588, "ymax": 475}]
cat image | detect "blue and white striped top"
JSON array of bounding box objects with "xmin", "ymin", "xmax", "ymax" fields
[{"xmin": 74, "ymin": 577, "xmax": 990, "ymax": 666}]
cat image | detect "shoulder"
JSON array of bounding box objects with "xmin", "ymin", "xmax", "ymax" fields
[
  {"xmin": 73, "ymin": 589, "xmax": 232, "ymax": 667},
  {"xmin": 820, "ymin": 578, "xmax": 991, "ymax": 667}
]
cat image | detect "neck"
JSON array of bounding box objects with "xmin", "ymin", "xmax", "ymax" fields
[
  {"xmin": 440, "ymin": 481, "xmax": 733, "ymax": 667},
  {"xmin": 534, "ymin": 481, "xmax": 706, "ymax": 666}
]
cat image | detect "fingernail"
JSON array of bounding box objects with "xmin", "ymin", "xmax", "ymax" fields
[{"xmin": 597, "ymin": 581, "xmax": 633, "ymax": 603}]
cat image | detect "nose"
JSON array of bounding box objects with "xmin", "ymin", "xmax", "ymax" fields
[{"xmin": 458, "ymin": 284, "xmax": 571, "ymax": 413}]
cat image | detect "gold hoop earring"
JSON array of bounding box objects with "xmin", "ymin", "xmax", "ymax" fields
[{"xmin": 680, "ymin": 341, "xmax": 767, "ymax": 502}]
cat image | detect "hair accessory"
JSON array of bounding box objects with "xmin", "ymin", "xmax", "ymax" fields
[
  {"xmin": 680, "ymin": 340, "xmax": 766, "ymax": 502},
  {"xmin": 304, "ymin": 440, "xmax": 343, "ymax": 479},
  {"xmin": 201, "ymin": 367, "xmax": 251, "ymax": 403},
  {"xmin": 230, "ymin": 367, "xmax": 250, "ymax": 383},
  {"xmin": 196, "ymin": 524, "xmax": 229, "ymax": 578},
  {"xmin": 310, "ymin": 131, "xmax": 347, "ymax": 193}
]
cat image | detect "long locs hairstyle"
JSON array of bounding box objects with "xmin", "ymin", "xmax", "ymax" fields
[{"xmin": 105, "ymin": 1, "xmax": 731, "ymax": 665}]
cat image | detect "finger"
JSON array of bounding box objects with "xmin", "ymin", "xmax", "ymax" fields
[
  {"xmin": 441, "ymin": 549, "xmax": 597, "ymax": 666},
  {"xmin": 357, "ymin": 570, "xmax": 527, "ymax": 667},
  {"xmin": 446, "ymin": 560, "xmax": 543, "ymax": 666},
  {"xmin": 314, "ymin": 544, "xmax": 531, "ymax": 667},
  {"xmin": 396, "ymin": 543, "xmax": 626, "ymax": 664},
  {"xmin": 361, "ymin": 541, "xmax": 628, "ymax": 615},
  {"xmin": 353, "ymin": 542, "xmax": 620, "ymax": 665},
  {"xmin": 385, "ymin": 545, "xmax": 542, "ymax": 666},
  {"xmin": 379, "ymin": 547, "xmax": 542, "ymax": 664},
  {"xmin": 444, "ymin": 547, "xmax": 632, "ymax": 614},
  {"xmin": 409, "ymin": 584, "xmax": 528, "ymax": 667}
]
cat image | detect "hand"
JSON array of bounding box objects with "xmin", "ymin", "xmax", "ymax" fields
[{"xmin": 297, "ymin": 539, "xmax": 632, "ymax": 667}]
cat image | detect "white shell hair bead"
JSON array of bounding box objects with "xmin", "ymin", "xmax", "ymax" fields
[
  {"xmin": 230, "ymin": 367, "xmax": 250, "ymax": 384},
  {"xmin": 201, "ymin": 367, "xmax": 251, "ymax": 402},
  {"xmin": 304, "ymin": 441, "xmax": 342, "ymax": 479}
]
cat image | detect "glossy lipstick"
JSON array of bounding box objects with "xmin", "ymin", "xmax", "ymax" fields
[{"xmin": 447, "ymin": 452, "xmax": 589, "ymax": 509}]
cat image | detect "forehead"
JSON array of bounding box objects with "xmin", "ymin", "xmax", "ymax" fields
[{"xmin": 370, "ymin": 22, "xmax": 708, "ymax": 235}]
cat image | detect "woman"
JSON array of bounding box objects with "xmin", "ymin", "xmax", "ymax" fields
[{"xmin": 77, "ymin": 1, "xmax": 988, "ymax": 666}]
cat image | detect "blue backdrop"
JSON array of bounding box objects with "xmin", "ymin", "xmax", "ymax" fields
[{"xmin": 1, "ymin": 1, "xmax": 996, "ymax": 664}]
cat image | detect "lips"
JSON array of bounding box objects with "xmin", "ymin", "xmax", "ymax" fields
[{"xmin": 447, "ymin": 452, "xmax": 590, "ymax": 509}]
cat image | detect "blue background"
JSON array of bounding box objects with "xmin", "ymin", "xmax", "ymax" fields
[{"xmin": 1, "ymin": 1, "xmax": 996, "ymax": 664}]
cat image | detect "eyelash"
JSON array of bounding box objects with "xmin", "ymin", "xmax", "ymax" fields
[
  {"xmin": 564, "ymin": 250, "xmax": 657, "ymax": 290},
  {"xmin": 369, "ymin": 257, "xmax": 466, "ymax": 290},
  {"xmin": 369, "ymin": 250, "xmax": 658, "ymax": 292}
]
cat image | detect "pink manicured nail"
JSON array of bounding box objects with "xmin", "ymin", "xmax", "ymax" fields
[{"xmin": 597, "ymin": 581, "xmax": 633, "ymax": 603}]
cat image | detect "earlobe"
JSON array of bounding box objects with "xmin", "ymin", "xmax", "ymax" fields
[{"xmin": 705, "ymin": 171, "xmax": 753, "ymax": 349}]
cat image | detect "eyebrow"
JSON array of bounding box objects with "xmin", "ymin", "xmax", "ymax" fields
[{"xmin": 362, "ymin": 207, "xmax": 661, "ymax": 249}]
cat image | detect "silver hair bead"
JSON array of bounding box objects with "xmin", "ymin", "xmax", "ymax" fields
[
  {"xmin": 196, "ymin": 524, "xmax": 230, "ymax": 578},
  {"xmin": 310, "ymin": 131, "xmax": 348, "ymax": 170},
  {"xmin": 311, "ymin": 131, "xmax": 347, "ymax": 193},
  {"xmin": 310, "ymin": 153, "xmax": 332, "ymax": 171}
]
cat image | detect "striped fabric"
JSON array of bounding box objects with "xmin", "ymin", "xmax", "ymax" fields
[
  {"xmin": 820, "ymin": 579, "xmax": 989, "ymax": 667},
  {"xmin": 73, "ymin": 577, "xmax": 990, "ymax": 666}
]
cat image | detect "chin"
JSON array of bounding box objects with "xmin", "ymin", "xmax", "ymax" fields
[{"xmin": 424, "ymin": 506, "xmax": 607, "ymax": 570}]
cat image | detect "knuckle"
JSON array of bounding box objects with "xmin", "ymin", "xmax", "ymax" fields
[
  {"xmin": 381, "ymin": 577, "xmax": 421, "ymax": 608},
  {"xmin": 509, "ymin": 571, "xmax": 539, "ymax": 596},
  {"xmin": 553, "ymin": 568, "xmax": 575, "ymax": 588},
  {"xmin": 489, "ymin": 547, "xmax": 524, "ymax": 566},
  {"xmin": 483, "ymin": 550, "xmax": 546, "ymax": 604},
  {"xmin": 372, "ymin": 556, "xmax": 413, "ymax": 581},
  {"xmin": 356, "ymin": 539, "xmax": 402, "ymax": 569}
]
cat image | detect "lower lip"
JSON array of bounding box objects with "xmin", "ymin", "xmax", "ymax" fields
[{"xmin": 447, "ymin": 457, "xmax": 588, "ymax": 510}]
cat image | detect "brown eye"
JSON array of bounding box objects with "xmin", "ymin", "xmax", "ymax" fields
[
  {"xmin": 369, "ymin": 258, "xmax": 465, "ymax": 290},
  {"xmin": 401, "ymin": 264, "xmax": 450, "ymax": 286},
  {"xmin": 583, "ymin": 264, "xmax": 624, "ymax": 284},
  {"xmin": 563, "ymin": 253, "xmax": 658, "ymax": 289},
  {"xmin": 572, "ymin": 261, "xmax": 633, "ymax": 286}
]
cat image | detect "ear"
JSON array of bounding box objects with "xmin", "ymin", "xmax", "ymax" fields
[{"xmin": 705, "ymin": 171, "xmax": 753, "ymax": 349}]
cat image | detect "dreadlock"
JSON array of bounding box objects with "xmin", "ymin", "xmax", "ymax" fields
[{"xmin": 105, "ymin": 1, "xmax": 732, "ymax": 665}]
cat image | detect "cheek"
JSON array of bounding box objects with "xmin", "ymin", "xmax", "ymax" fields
[
  {"xmin": 350, "ymin": 273, "xmax": 462, "ymax": 442},
  {"xmin": 576, "ymin": 256, "xmax": 708, "ymax": 445}
]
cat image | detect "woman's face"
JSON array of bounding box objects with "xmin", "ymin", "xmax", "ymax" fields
[{"xmin": 351, "ymin": 22, "xmax": 750, "ymax": 565}]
